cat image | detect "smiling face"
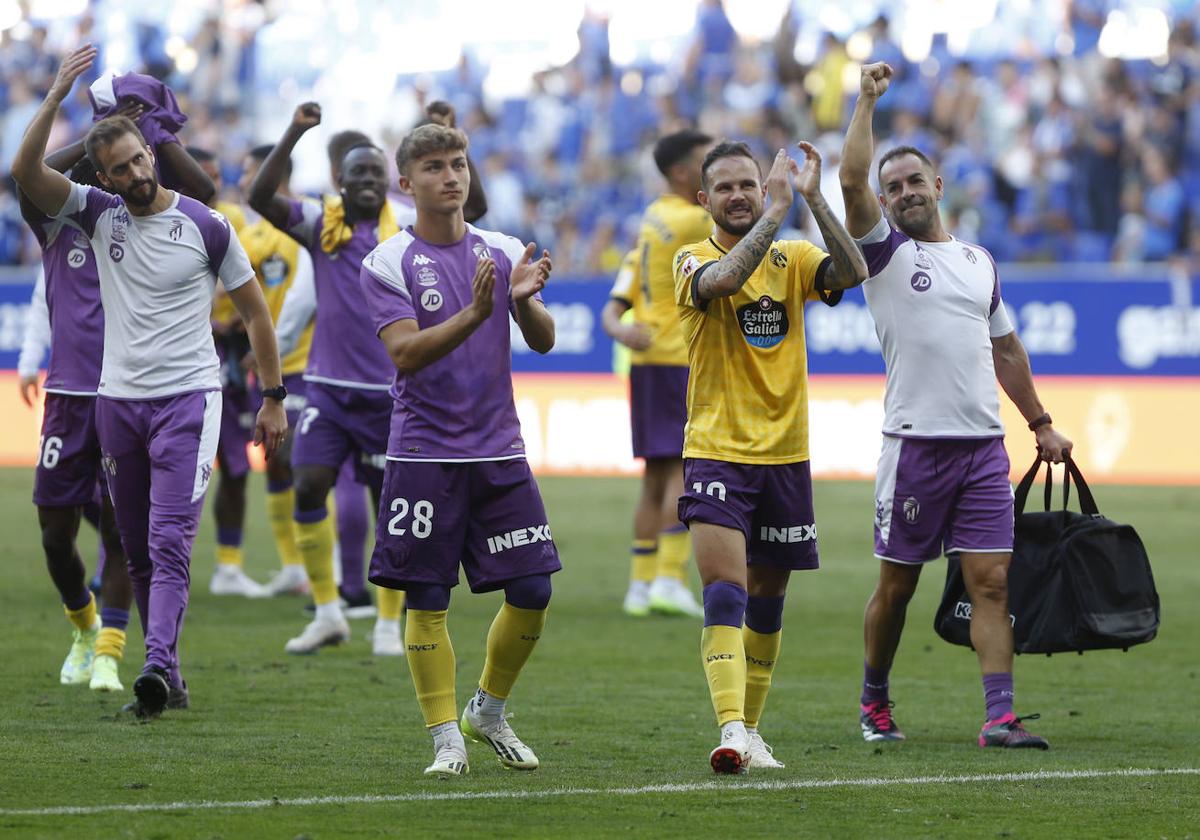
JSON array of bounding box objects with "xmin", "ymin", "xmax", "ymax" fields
[
  {"xmin": 339, "ymin": 146, "xmax": 389, "ymax": 217},
  {"xmin": 94, "ymin": 131, "xmax": 159, "ymax": 208},
  {"xmin": 878, "ymin": 152, "xmax": 943, "ymax": 239},
  {"xmin": 699, "ymin": 154, "xmax": 765, "ymax": 237},
  {"xmin": 399, "ymin": 148, "xmax": 470, "ymax": 216}
]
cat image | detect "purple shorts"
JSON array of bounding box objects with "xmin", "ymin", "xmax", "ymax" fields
[
  {"xmin": 873, "ymin": 436, "xmax": 1014, "ymax": 564},
  {"xmin": 33, "ymin": 393, "xmax": 102, "ymax": 507},
  {"xmin": 629, "ymin": 364, "xmax": 688, "ymax": 460},
  {"xmin": 369, "ymin": 458, "xmax": 561, "ymax": 594},
  {"xmin": 290, "ymin": 382, "xmax": 390, "ymax": 484},
  {"xmin": 678, "ymin": 458, "xmax": 819, "ymax": 570},
  {"xmin": 217, "ymin": 384, "xmax": 255, "ymax": 478}
]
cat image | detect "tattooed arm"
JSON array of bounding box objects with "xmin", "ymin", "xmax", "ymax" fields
[
  {"xmin": 696, "ymin": 149, "xmax": 795, "ymax": 301},
  {"xmin": 798, "ymin": 143, "xmax": 867, "ymax": 291}
]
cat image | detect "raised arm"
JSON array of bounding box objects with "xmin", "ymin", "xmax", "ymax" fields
[
  {"xmin": 157, "ymin": 142, "xmax": 216, "ymax": 204},
  {"xmin": 840, "ymin": 62, "xmax": 892, "ymax": 239},
  {"xmin": 249, "ymin": 103, "xmax": 321, "ymax": 232},
  {"xmin": 510, "ymin": 243, "xmax": 555, "ymax": 354},
  {"xmin": 991, "ymin": 330, "xmax": 1073, "ymax": 463},
  {"xmin": 696, "ymin": 149, "xmax": 794, "ymax": 301},
  {"xmin": 11, "ymin": 45, "xmax": 97, "ymax": 217},
  {"xmin": 794, "ymin": 141, "xmax": 867, "ymax": 290}
]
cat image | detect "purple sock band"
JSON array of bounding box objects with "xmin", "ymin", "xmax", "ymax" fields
[
  {"xmin": 63, "ymin": 590, "xmax": 92, "ymax": 612},
  {"xmin": 744, "ymin": 595, "xmax": 785, "ymax": 634},
  {"xmin": 101, "ymin": 607, "xmax": 130, "ymax": 631},
  {"xmin": 861, "ymin": 661, "xmax": 890, "ymax": 706},
  {"xmin": 983, "ymin": 672, "xmax": 1015, "ymax": 722},
  {"xmin": 632, "ymin": 545, "xmax": 656, "ymax": 555},
  {"xmin": 405, "ymin": 583, "xmax": 452, "ymax": 612},
  {"xmin": 266, "ymin": 479, "xmax": 293, "ymax": 494},
  {"xmin": 661, "ymin": 523, "xmax": 688, "ymax": 535},
  {"xmin": 504, "ymin": 573, "xmax": 552, "ymax": 610},
  {"xmin": 217, "ymin": 528, "xmax": 242, "ymax": 548},
  {"xmin": 293, "ymin": 506, "xmax": 328, "ymax": 525},
  {"xmin": 702, "ymin": 581, "xmax": 747, "ymax": 628}
]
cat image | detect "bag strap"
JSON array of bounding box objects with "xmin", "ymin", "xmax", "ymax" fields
[
  {"xmin": 1016, "ymin": 454, "xmax": 1078, "ymax": 515},
  {"xmin": 1014, "ymin": 454, "xmax": 1043, "ymax": 516},
  {"xmin": 1064, "ymin": 455, "xmax": 1100, "ymax": 516}
]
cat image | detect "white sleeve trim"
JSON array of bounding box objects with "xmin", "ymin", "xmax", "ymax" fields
[
  {"xmin": 854, "ymin": 212, "xmax": 892, "ymax": 246},
  {"xmin": 988, "ymin": 300, "xmax": 1015, "ymax": 338},
  {"xmin": 275, "ymin": 248, "xmax": 315, "ymax": 359},
  {"xmin": 18, "ymin": 268, "xmax": 50, "ymax": 378}
]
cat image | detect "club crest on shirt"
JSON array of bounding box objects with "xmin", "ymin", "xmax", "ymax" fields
[
  {"xmin": 416, "ymin": 266, "xmax": 439, "ymax": 286},
  {"xmin": 769, "ymin": 246, "xmax": 788, "ymax": 268},
  {"xmin": 737, "ymin": 295, "xmax": 789, "ymax": 349},
  {"xmin": 420, "ymin": 288, "xmax": 444, "ymax": 312},
  {"xmin": 914, "ymin": 249, "xmax": 932, "ymax": 269},
  {"xmin": 910, "ymin": 271, "xmax": 932, "ymax": 292},
  {"xmin": 67, "ymin": 248, "xmax": 87, "ymax": 269},
  {"xmin": 472, "ymin": 243, "xmax": 491, "ymax": 259},
  {"xmin": 963, "ymin": 246, "xmax": 978, "ymax": 264},
  {"xmin": 169, "ymin": 219, "xmax": 183, "ymax": 241}
]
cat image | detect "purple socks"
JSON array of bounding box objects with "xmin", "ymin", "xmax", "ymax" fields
[{"xmin": 982, "ymin": 672, "xmax": 1015, "ymax": 722}]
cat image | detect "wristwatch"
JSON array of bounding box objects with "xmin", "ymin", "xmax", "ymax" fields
[{"xmin": 262, "ymin": 384, "xmax": 288, "ymax": 402}]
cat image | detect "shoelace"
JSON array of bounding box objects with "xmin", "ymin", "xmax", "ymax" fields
[{"xmin": 865, "ymin": 701, "xmax": 898, "ymax": 731}]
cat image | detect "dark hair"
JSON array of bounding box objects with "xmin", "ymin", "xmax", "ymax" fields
[
  {"xmin": 877, "ymin": 145, "xmax": 936, "ymax": 180},
  {"xmin": 394, "ymin": 124, "xmax": 469, "ymax": 175},
  {"xmin": 653, "ymin": 129, "xmax": 713, "ymax": 178},
  {"xmin": 327, "ymin": 130, "xmax": 372, "ymax": 168},
  {"xmin": 186, "ymin": 146, "xmax": 216, "ymax": 164},
  {"xmin": 84, "ymin": 116, "xmax": 146, "ymax": 172},
  {"xmin": 248, "ymin": 143, "xmax": 291, "ymax": 177},
  {"xmin": 700, "ymin": 140, "xmax": 761, "ymax": 189},
  {"xmin": 69, "ymin": 156, "xmax": 101, "ymax": 189}
]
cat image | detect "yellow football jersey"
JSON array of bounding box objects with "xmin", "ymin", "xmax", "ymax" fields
[
  {"xmin": 613, "ymin": 194, "xmax": 711, "ymax": 367},
  {"xmin": 219, "ymin": 200, "xmax": 248, "ymax": 234},
  {"xmin": 239, "ymin": 219, "xmax": 313, "ymax": 376},
  {"xmin": 211, "ymin": 202, "xmax": 249, "ymax": 325},
  {"xmin": 672, "ymin": 236, "xmax": 831, "ymax": 465}
]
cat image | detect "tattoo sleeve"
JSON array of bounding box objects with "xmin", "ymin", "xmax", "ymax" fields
[
  {"xmin": 805, "ymin": 192, "xmax": 868, "ymax": 291},
  {"xmin": 697, "ymin": 213, "xmax": 782, "ymax": 300}
]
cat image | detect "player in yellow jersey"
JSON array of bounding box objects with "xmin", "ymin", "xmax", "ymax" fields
[
  {"xmin": 672, "ymin": 141, "xmax": 867, "ymax": 773},
  {"xmin": 602, "ymin": 129, "xmax": 713, "ymax": 619}
]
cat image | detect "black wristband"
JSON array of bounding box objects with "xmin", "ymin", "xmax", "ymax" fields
[{"xmin": 1028, "ymin": 412, "xmax": 1052, "ymax": 431}]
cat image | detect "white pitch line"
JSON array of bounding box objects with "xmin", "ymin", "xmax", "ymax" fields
[{"xmin": 2, "ymin": 767, "xmax": 1196, "ymax": 818}]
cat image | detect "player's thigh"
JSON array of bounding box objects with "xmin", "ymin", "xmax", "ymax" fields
[
  {"xmin": 369, "ymin": 460, "xmax": 469, "ymax": 590},
  {"xmin": 749, "ymin": 460, "xmax": 820, "ymax": 572},
  {"xmin": 679, "ymin": 458, "xmax": 762, "ymax": 585},
  {"xmin": 873, "ymin": 436, "xmax": 957, "ymax": 565},
  {"xmin": 290, "ymin": 385, "xmax": 355, "ymax": 473},
  {"xmin": 946, "ymin": 439, "xmax": 1015, "ymax": 556},
  {"xmin": 216, "ymin": 385, "xmax": 253, "ymax": 478},
  {"xmin": 94, "ymin": 399, "xmax": 153, "ymax": 562},
  {"xmin": 462, "ymin": 459, "xmax": 561, "ymax": 594},
  {"xmin": 145, "ymin": 391, "xmax": 220, "ymax": 522},
  {"xmin": 33, "ymin": 394, "xmax": 103, "ymax": 509}
]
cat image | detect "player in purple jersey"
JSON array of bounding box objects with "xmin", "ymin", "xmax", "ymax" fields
[
  {"xmin": 13, "ymin": 45, "xmax": 288, "ymax": 719},
  {"xmin": 360, "ymin": 123, "xmax": 559, "ymax": 777},
  {"xmin": 841, "ymin": 62, "xmax": 1074, "ymax": 749}
]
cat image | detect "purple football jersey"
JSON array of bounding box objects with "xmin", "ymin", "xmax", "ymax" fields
[
  {"xmin": 359, "ymin": 224, "xmax": 539, "ymax": 461},
  {"xmin": 284, "ymin": 199, "xmax": 416, "ymax": 391},
  {"xmin": 20, "ymin": 203, "xmax": 103, "ymax": 394}
]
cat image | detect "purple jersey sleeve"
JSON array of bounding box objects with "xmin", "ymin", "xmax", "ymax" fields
[
  {"xmin": 360, "ymin": 253, "xmax": 416, "ymax": 334},
  {"xmin": 284, "ymin": 198, "xmax": 322, "ymax": 248},
  {"xmin": 53, "ymin": 182, "xmax": 120, "ymax": 239},
  {"xmin": 857, "ymin": 213, "xmax": 910, "ymax": 277}
]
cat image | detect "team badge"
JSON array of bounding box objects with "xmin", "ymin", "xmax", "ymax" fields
[
  {"xmin": 910, "ymin": 271, "xmax": 931, "ymax": 292},
  {"xmin": 737, "ymin": 295, "xmax": 789, "ymax": 349},
  {"xmin": 101, "ymin": 453, "xmax": 117, "ymax": 476},
  {"xmin": 420, "ymin": 288, "xmax": 444, "ymax": 312},
  {"xmin": 169, "ymin": 219, "xmax": 184, "ymax": 241},
  {"xmin": 769, "ymin": 246, "xmax": 788, "ymax": 268},
  {"xmin": 416, "ymin": 266, "xmax": 439, "ymax": 286},
  {"xmin": 914, "ymin": 249, "xmax": 932, "ymax": 269},
  {"xmin": 903, "ymin": 496, "xmax": 920, "ymax": 523},
  {"xmin": 472, "ymin": 243, "xmax": 491, "ymax": 259},
  {"xmin": 963, "ymin": 247, "xmax": 978, "ymax": 264},
  {"xmin": 67, "ymin": 248, "xmax": 87, "ymax": 269}
]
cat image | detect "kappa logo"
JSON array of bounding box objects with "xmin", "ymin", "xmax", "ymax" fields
[
  {"xmin": 769, "ymin": 246, "xmax": 788, "ymax": 268},
  {"xmin": 420, "ymin": 288, "xmax": 444, "ymax": 312},
  {"xmin": 875, "ymin": 499, "xmax": 886, "ymax": 527},
  {"xmin": 914, "ymin": 249, "xmax": 933, "ymax": 269},
  {"xmin": 200, "ymin": 462, "xmax": 213, "ymax": 486},
  {"xmin": 412, "ymin": 253, "xmax": 435, "ymax": 266},
  {"xmin": 169, "ymin": 219, "xmax": 183, "ymax": 241},
  {"xmin": 108, "ymin": 243, "xmax": 125, "ymax": 262},
  {"xmin": 963, "ymin": 247, "xmax": 978, "ymax": 264},
  {"xmin": 903, "ymin": 496, "xmax": 920, "ymax": 523},
  {"xmin": 910, "ymin": 271, "xmax": 932, "ymax": 292},
  {"xmin": 954, "ymin": 600, "xmax": 1016, "ymax": 626},
  {"xmin": 759, "ymin": 524, "xmax": 817, "ymax": 543},
  {"xmin": 416, "ymin": 266, "xmax": 439, "ymax": 286},
  {"xmin": 67, "ymin": 248, "xmax": 87, "ymax": 269},
  {"xmin": 486, "ymin": 524, "xmax": 553, "ymax": 555}
]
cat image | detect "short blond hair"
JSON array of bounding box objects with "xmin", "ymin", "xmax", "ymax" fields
[{"xmin": 394, "ymin": 124, "xmax": 468, "ymax": 175}]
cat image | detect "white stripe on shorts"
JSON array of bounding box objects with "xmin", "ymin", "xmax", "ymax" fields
[
  {"xmin": 193, "ymin": 391, "xmax": 222, "ymax": 503},
  {"xmin": 874, "ymin": 436, "xmax": 903, "ymax": 547}
]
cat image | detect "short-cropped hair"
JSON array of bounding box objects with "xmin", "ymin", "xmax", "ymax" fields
[
  {"xmin": 653, "ymin": 129, "xmax": 713, "ymax": 178},
  {"xmin": 700, "ymin": 140, "xmax": 761, "ymax": 189},
  {"xmin": 394, "ymin": 124, "xmax": 469, "ymax": 176},
  {"xmin": 84, "ymin": 116, "xmax": 146, "ymax": 173},
  {"xmin": 877, "ymin": 145, "xmax": 936, "ymax": 179}
]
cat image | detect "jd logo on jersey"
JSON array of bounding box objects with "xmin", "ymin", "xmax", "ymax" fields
[
  {"xmin": 738, "ymin": 295, "xmax": 789, "ymax": 349},
  {"xmin": 67, "ymin": 248, "xmax": 87, "ymax": 269},
  {"xmin": 910, "ymin": 271, "xmax": 932, "ymax": 293},
  {"xmin": 420, "ymin": 288, "xmax": 444, "ymax": 312}
]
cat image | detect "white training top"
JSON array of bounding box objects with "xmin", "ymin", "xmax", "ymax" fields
[
  {"xmin": 17, "ymin": 268, "xmax": 49, "ymax": 380},
  {"xmin": 857, "ymin": 213, "xmax": 1015, "ymax": 438},
  {"xmin": 55, "ymin": 182, "xmax": 255, "ymax": 399}
]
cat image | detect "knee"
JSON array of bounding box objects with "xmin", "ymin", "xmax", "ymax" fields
[
  {"xmin": 293, "ymin": 469, "xmax": 330, "ymax": 512},
  {"xmin": 405, "ymin": 583, "xmax": 452, "ymax": 612},
  {"xmin": 745, "ymin": 594, "xmax": 785, "ymax": 634},
  {"xmin": 967, "ymin": 564, "xmax": 1008, "ymax": 606},
  {"xmin": 40, "ymin": 525, "xmax": 73, "ymax": 558},
  {"xmin": 702, "ymin": 580, "xmax": 747, "ymax": 626},
  {"xmin": 504, "ymin": 574, "xmax": 552, "ymax": 611}
]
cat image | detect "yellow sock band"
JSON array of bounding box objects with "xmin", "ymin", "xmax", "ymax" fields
[
  {"xmin": 267, "ymin": 489, "xmax": 303, "ymax": 567},
  {"xmin": 94, "ymin": 627, "xmax": 126, "ymax": 661},
  {"xmin": 405, "ymin": 609, "xmax": 457, "ymax": 727},
  {"xmin": 701, "ymin": 623, "xmax": 746, "ymax": 726},
  {"xmin": 216, "ymin": 544, "xmax": 244, "ymax": 568},
  {"xmin": 656, "ymin": 528, "xmax": 690, "ymax": 581},
  {"xmin": 631, "ymin": 539, "xmax": 656, "ymax": 583},
  {"xmin": 377, "ymin": 587, "xmax": 404, "ymax": 621},
  {"xmin": 479, "ymin": 602, "xmax": 547, "ymax": 700},
  {"xmin": 743, "ymin": 627, "xmax": 782, "ymax": 729},
  {"xmin": 296, "ymin": 516, "xmax": 338, "ymax": 605},
  {"xmin": 64, "ymin": 593, "xmax": 97, "ymax": 632}
]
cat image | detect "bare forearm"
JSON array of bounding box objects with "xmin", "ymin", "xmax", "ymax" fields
[
  {"xmin": 600, "ymin": 299, "xmax": 629, "ymax": 339},
  {"xmin": 158, "ymin": 142, "xmax": 216, "ymax": 204},
  {"xmin": 515, "ymin": 299, "xmax": 555, "ymax": 353},
  {"xmin": 388, "ymin": 311, "xmax": 484, "ymax": 374},
  {"xmin": 699, "ymin": 208, "xmax": 784, "ymax": 299},
  {"xmin": 12, "ymin": 99, "xmax": 59, "ymax": 187},
  {"xmin": 244, "ymin": 307, "xmax": 282, "ymax": 388},
  {"xmin": 840, "ymin": 95, "xmax": 878, "ymax": 186},
  {"xmin": 994, "ymin": 338, "xmax": 1045, "ymax": 423},
  {"xmin": 249, "ymin": 127, "xmax": 303, "ymax": 219},
  {"xmin": 44, "ymin": 140, "xmax": 85, "ymax": 174},
  {"xmin": 804, "ymin": 191, "xmax": 867, "ymax": 290}
]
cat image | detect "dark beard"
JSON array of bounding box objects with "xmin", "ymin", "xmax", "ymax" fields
[
  {"xmin": 893, "ymin": 202, "xmax": 937, "ymax": 238},
  {"xmin": 713, "ymin": 209, "xmax": 758, "ymax": 237},
  {"xmin": 120, "ymin": 179, "xmax": 158, "ymax": 207}
]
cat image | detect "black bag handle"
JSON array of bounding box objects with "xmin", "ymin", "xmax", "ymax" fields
[
  {"xmin": 1064, "ymin": 455, "xmax": 1100, "ymax": 516},
  {"xmin": 1014, "ymin": 452, "xmax": 1098, "ymax": 516}
]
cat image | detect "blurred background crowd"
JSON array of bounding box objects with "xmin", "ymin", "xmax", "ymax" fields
[{"xmin": 3, "ymin": 0, "xmax": 1200, "ymax": 274}]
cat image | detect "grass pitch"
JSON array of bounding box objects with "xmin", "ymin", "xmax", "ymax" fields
[{"xmin": 0, "ymin": 470, "xmax": 1196, "ymax": 839}]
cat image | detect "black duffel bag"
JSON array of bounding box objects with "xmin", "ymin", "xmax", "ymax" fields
[{"xmin": 934, "ymin": 454, "xmax": 1160, "ymax": 655}]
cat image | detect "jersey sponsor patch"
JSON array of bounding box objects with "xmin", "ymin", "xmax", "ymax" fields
[
  {"xmin": 262, "ymin": 253, "xmax": 288, "ymax": 286},
  {"xmin": 420, "ymin": 287, "xmax": 444, "ymax": 312},
  {"xmin": 416, "ymin": 266, "xmax": 439, "ymax": 286},
  {"xmin": 67, "ymin": 248, "xmax": 87, "ymax": 269},
  {"xmin": 737, "ymin": 295, "xmax": 789, "ymax": 348},
  {"xmin": 910, "ymin": 271, "xmax": 932, "ymax": 292}
]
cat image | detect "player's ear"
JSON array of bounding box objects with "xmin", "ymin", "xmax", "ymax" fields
[
  {"xmin": 935, "ymin": 175, "xmax": 944, "ymax": 200},
  {"xmin": 698, "ymin": 190, "xmax": 710, "ymax": 212},
  {"xmin": 397, "ymin": 173, "xmax": 413, "ymax": 196}
]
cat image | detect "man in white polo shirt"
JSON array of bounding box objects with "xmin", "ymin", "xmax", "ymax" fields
[{"xmin": 13, "ymin": 44, "xmax": 287, "ymax": 718}]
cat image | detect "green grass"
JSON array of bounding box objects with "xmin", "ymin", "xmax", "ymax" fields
[{"xmin": 0, "ymin": 469, "xmax": 1196, "ymax": 839}]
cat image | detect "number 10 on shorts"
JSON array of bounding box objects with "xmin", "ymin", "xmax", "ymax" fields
[{"xmin": 388, "ymin": 497, "xmax": 434, "ymax": 538}]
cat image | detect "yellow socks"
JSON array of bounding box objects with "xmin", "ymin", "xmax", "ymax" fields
[
  {"xmin": 656, "ymin": 526, "xmax": 690, "ymax": 582},
  {"xmin": 405, "ymin": 609, "xmax": 457, "ymax": 726},
  {"xmin": 701, "ymin": 624, "xmax": 747, "ymax": 726},
  {"xmin": 267, "ymin": 488, "xmax": 303, "ymax": 568},
  {"xmin": 64, "ymin": 593, "xmax": 97, "ymax": 632},
  {"xmin": 743, "ymin": 627, "xmax": 782, "ymax": 729},
  {"xmin": 479, "ymin": 602, "xmax": 547, "ymax": 700},
  {"xmin": 378, "ymin": 587, "xmax": 405, "ymax": 621},
  {"xmin": 295, "ymin": 514, "xmax": 337, "ymax": 605},
  {"xmin": 216, "ymin": 544, "xmax": 244, "ymax": 568},
  {"xmin": 630, "ymin": 539, "xmax": 656, "ymax": 584},
  {"xmin": 94, "ymin": 627, "xmax": 127, "ymax": 661}
]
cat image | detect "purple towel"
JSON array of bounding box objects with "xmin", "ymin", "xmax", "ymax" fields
[{"xmin": 89, "ymin": 72, "xmax": 187, "ymax": 146}]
